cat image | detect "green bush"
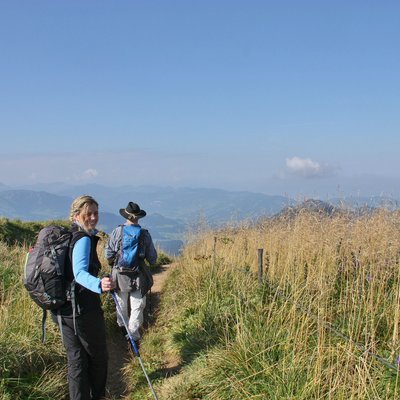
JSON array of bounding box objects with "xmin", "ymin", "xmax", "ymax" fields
[
  {"xmin": 155, "ymin": 251, "xmax": 174, "ymax": 267},
  {"xmin": 0, "ymin": 218, "xmax": 70, "ymax": 247}
]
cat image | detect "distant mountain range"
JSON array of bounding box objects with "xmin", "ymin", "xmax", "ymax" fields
[{"xmin": 0, "ymin": 183, "xmax": 398, "ymax": 254}]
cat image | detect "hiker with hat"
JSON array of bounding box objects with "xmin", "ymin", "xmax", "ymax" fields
[{"xmin": 105, "ymin": 202, "xmax": 157, "ymax": 350}]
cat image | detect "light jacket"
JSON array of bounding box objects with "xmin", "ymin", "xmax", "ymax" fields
[{"xmin": 105, "ymin": 223, "xmax": 157, "ymax": 294}]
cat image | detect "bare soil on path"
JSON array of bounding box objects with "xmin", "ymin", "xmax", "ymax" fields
[{"xmin": 105, "ymin": 264, "xmax": 174, "ymax": 399}]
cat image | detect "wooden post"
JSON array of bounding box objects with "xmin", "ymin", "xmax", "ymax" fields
[
  {"xmin": 213, "ymin": 236, "xmax": 217, "ymax": 267},
  {"xmin": 258, "ymin": 248, "xmax": 263, "ymax": 283},
  {"xmin": 265, "ymin": 251, "xmax": 270, "ymax": 278}
]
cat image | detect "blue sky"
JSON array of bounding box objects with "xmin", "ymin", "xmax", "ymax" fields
[{"xmin": 0, "ymin": 1, "xmax": 399, "ymax": 198}]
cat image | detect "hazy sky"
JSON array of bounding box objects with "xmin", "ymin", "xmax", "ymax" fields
[{"xmin": 1, "ymin": 1, "xmax": 399, "ymax": 198}]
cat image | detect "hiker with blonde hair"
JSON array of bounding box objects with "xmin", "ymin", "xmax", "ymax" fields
[{"xmin": 52, "ymin": 195, "xmax": 114, "ymax": 400}]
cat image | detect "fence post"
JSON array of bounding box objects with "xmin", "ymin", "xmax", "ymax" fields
[
  {"xmin": 258, "ymin": 248, "xmax": 263, "ymax": 283},
  {"xmin": 265, "ymin": 251, "xmax": 270, "ymax": 278},
  {"xmin": 213, "ymin": 236, "xmax": 217, "ymax": 267}
]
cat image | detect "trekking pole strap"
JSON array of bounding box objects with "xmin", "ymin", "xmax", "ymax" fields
[{"xmin": 41, "ymin": 310, "xmax": 47, "ymax": 343}]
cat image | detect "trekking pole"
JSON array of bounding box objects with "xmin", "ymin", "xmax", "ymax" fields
[{"xmin": 110, "ymin": 290, "xmax": 159, "ymax": 400}]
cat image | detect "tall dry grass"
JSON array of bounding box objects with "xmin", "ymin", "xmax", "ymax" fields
[
  {"xmin": 0, "ymin": 241, "xmax": 67, "ymax": 400},
  {"xmin": 0, "ymin": 223, "xmax": 173, "ymax": 400},
  {"xmin": 3, "ymin": 210, "xmax": 400, "ymax": 399},
  {"xmin": 150, "ymin": 209, "xmax": 400, "ymax": 399}
]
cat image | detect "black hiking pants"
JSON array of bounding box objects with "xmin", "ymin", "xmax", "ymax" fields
[{"xmin": 53, "ymin": 309, "xmax": 108, "ymax": 400}]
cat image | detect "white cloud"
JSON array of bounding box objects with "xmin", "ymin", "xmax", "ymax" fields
[
  {"xmin": 286, "ymin": 156, "xmax": 320, "ymax": 175},
  {"xmin": 81, "ymin": 168, "xmax": 98, "ymax": 180},
  {"xmin": 0, "ymin": 150, "xmax": 206, "ymax": 186},
  {"xmin": 286, "ymin": 156, "xmax": 334, "ymax": 178}
]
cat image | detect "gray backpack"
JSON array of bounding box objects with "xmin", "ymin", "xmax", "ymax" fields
[{"xmin": 24, "ymin": 225, "xmax": 73, "ymax": 341}]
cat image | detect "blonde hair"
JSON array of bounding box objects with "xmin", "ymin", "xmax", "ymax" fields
[{"xmin": 69, "ymin": 195, "xmax": 99, "ymax": 222}]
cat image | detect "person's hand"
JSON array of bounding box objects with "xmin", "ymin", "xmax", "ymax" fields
[{"xmin": 101, "ymin": 276, "xmax": 115, "ymax": 292}]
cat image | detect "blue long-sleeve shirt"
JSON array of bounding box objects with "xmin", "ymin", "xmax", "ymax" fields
[{"xmin": 72, "ymin": 236, "xmax": 102, "ymax": 294}]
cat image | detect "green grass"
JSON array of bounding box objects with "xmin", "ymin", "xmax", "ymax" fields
[
  {"xmin": 0, "ymin": 241, "xmax": 68, "ymax": 399},
  {"xmin": 0, "ymin": 217, "xmax": 175, "ymax": 400},
  {"xmin": 0, "ymin": 217, "xmax": 72, "ymax": 247},
  {"xmin": 138, "ymin": 210, "xmax": 400, "ymax": 399},
  {"xmin": 3, "ymin": 211, "xmax": 400, "ymax": 399}
]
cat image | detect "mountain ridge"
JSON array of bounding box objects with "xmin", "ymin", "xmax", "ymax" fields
[{"xmin": 0, "ymin": 184, "xmax": 398, "ymax": 255}]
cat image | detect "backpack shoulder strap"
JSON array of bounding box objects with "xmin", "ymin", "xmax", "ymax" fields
[{"xmin": 117, "ymin": 224, "xmax": 125, "ymax": 252}]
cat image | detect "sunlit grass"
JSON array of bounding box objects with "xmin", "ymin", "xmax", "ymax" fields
[
  {"xmin": 147, "ymin": 209, "xmax": 400, "ymax": 399},
  {"xmin": 0, "ymin": 241, "xmax": 67, "ymax": 399},
  {"xmin": 3, "ymin": 210, "xmax": 400, "ymax": 399}
]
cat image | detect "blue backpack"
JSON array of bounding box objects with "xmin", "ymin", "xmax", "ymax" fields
[{"xmin": 116, "ymin": 225, "xmax": 145, "ymax": 274}]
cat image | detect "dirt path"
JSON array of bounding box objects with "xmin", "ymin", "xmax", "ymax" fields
[{"xmin": 105, "ymin": 264, "xmax": 174, "ymax": 399}]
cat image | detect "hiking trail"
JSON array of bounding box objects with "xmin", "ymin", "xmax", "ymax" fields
[{"xmin": 105, "ymin": 263, "xmax": 174, "ymax": 399}]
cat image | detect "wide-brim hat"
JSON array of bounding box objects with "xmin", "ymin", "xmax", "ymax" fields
[{"xmin": 119, "ymin": 202, "xmax": 147, "ymax": 219}]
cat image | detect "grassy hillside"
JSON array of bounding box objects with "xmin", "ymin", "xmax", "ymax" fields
[
  {"xmin": 130, "ymin": 208, "xmax": 400, "ymax": 399},
  {"xmin": 2, "ymin": 210, "xmax": 400, "ymax": 399},
  {"xmin": 0, "ymin": 219, "xmax": 171, "ymax": 400},
  {"xmin": 0, "ymin": 240, "xmax": 67, "ymax": 399},
  {"xmin": 0, "ymin": 217, "xmax": 71, "ymax": 246}
]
